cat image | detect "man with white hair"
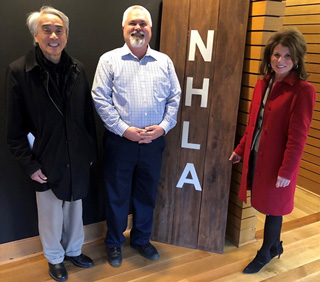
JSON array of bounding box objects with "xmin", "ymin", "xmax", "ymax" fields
[
  {"xmin": 6, "ymin": 6, "xmax": 97, "ymax": 281},
  {"xmin": 92, "ymin": 5, "xmax": 181, "ymax": 268}
]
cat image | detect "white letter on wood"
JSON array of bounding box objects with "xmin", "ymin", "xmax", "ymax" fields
[
  {"xmin": 188, "ymin": 30, "xmax": 214, "ymax": 62},
  {"xmin": 185, "ymin": 77, "xmax": 209, "ymax": 108},
  {"xmin": 176, "ymin": 163, "xmax": 202, "ymax": 191},
  {"xmin": 181, "ymin": 121, "xmax": 200, "ymax": 150}
]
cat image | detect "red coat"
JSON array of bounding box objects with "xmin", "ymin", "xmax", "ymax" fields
[{"xmin": 235, "ymin": 71, "xmax": 316, "ymax": 215}]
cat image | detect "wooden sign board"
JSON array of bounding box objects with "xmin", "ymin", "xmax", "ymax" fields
[{"xmin": 152, "ymin": 0, "xmax": 250, "ymax": 253}]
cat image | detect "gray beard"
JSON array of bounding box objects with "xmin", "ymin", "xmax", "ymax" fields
[{"xmin": 129, "ymin": 33, "xmax": 145, "ymax": 48}]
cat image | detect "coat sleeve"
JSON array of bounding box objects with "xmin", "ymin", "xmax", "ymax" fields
[
  {"xmin": 234, "ymin": 119, "xmax": 249, "ymax": 158},
  {"xmin": 278, "ymin": 83, "xmax": 316, "ymax": 179},
  {"xmin": 234, "ymin": 80, "xmax": 261, "ymax": 158},
  {"xmin": 6, "ymin": 66, "xmax": 42, "ymax": 176}
]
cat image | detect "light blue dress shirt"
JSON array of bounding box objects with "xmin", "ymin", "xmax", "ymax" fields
[{"xmin": 92, "ymin": 44, "xmax": 181, "ymax": 136}]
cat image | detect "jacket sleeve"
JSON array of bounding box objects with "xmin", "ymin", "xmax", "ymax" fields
[
  {"xmin": 278, "ymin": 83, "xmax": 316, "ymax": 179},
  {"xmin": 6, "ymin": 66, "xmax": 42, "ymax": 176},
  {"xmin": 234, "ymin": 123, "xmax": 248, "ymax": 158}
]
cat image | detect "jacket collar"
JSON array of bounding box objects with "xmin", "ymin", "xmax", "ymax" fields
[
  {"xmin": 264, "ymin": 71, "xmax": 298, "ymax": 87},
  {"xmin": 25, "ymin": 47, "xmax": 78, "ymax": 73}
]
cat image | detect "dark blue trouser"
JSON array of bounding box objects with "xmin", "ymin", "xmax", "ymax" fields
[{"xmin": 103, "ymin": 130, "xmax": 165, "ymax": 248}]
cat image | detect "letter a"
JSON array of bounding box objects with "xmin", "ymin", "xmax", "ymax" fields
[{"xmin": 176, "ymin": 163, "xmax": 202, "ymax": 191}]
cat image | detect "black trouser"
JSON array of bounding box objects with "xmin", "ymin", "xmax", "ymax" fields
[{"xmin": 103, "ymin": 130, "xmax": 165, "ymax": 248}]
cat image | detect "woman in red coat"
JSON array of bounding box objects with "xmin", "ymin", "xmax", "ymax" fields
[{"xmin": 229, "ymin": 28, "xmax": 316, "ymax": 274}]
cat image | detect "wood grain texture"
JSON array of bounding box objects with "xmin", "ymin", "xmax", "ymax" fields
[
  {"xmin": 197, "ymin": 0, "xmax": 250, "ymax": 253},
  {"xmin": 286, "ymin": 0, "xmax": 320, "ymax": 5},
  {"xmin": 1, "ymin": 187, "xmax": 319, "ymax": 282},
  {"xmin": 248, "ymin": 16, "xmax": 283, "ymax": 31},
  {"xmin": 171, "ymin": 0, "xmax": 220, "ymax": 249},
  {"xmin": 153, "ymin": 0, "xmax": 250, "ymax": 252},
  {"xmin": 251, "ymin": 1, "xmax": 286, "ymax": 17},
  {"xmin": 151, "ymin": 0, "xmax": 190, "ymax": 244}
]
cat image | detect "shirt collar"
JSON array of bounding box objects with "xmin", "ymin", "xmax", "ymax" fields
[{"xmin": 121, "ymin": 44, "xmax": 160, "ymax": 61}]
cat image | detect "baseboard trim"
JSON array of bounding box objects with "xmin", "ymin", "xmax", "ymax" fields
[{"xmin": 0, "ymin": 215, "xmax": 132, "ymax": 265}]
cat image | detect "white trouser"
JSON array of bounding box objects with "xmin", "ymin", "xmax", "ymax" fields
[{"xmin": 36, "ymin": 189, "xmax": 84, "ymax": 264}]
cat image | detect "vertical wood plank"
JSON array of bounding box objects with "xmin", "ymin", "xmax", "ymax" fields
[
  {"xmin": 153, "ymin": 0, "xmax": 250, "ymax": 252},
  {"xmin": 151, "ymin": 0, "xmax": 190, "ymax": 243},
  {"xmin": 197, "ymin": 0, "xmax": 250, "ymax": 253},
  {"xmin": 171, "ymin": 0, "xmax": 221, "ymax": 248}
]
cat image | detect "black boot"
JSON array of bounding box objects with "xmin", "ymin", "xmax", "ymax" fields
[
  {"xmin": 270, "ymin": 241, "xmax": 283, "ymax": 259},
  {"xmin": 243, "ymin": 251, "xmax": 271, "ymax": 274}
]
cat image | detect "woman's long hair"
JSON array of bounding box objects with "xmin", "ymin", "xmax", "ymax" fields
[{"xmin": 260, "ymin": 28, "xmax": 308, "ymax": 80}]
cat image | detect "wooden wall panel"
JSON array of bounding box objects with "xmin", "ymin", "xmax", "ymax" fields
[
  {"xmin": 198, "ymin": 0, "xmax": 250, "ymax": 252},
  {"xmin": 152, "ymin": 0, "xmax": 190, "ymax": 244},
  {"xmin": 246, "ymin": 31, "xmax": 274, "ymax": 45},
  {"xmin": 284, "ymin": 0, "xmax": 320, "ymax": 194},
  {"xmin": 286, "ymin": 5, "xmax": 320, "ymax": 15},
  {"xmin": 251, "ymin": 0, "xmax": 285, "ymax": 16},
  {"xmin": 286, "ymin": 0, "xmax": 320, "ymax": 4},
  {"xmin": 284, "ymin": 15, "xmax": 320, "ymax": 25},
  {"xmin": 286, "ymin": 25, "xmax": 320, "ymax": 34},
  {"xmin": 245, "ymin": 46, "xmax": 264, "ymax": 60},
  {"xmin": 248, "ymin": 17, "xmax": 283, "ymax": 30},
  {"xmin": 152, "ymin": 0, "xmax": 250, "ymax": 253},
  {"xmin": 170, "ymin": 0, "xmax": 220, "ymax": 249}
]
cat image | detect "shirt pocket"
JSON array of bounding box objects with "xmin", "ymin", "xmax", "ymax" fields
[{"xmin": 153, "ymin": 76, "xmax": 170, "ymax": 102}]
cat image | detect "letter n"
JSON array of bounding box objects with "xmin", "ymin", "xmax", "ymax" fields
[{"xmin": 188, "ymin": 30, "xmax": 214, "ymax": 62}]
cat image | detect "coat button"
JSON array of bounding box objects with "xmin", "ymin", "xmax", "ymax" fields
[{"xmin": 66, "ymin": 164, "xmax": 70, "ymax": 168}]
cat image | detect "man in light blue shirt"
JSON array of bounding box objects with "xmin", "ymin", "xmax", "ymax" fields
[{"xmin": 92, "ymin": 5, "xmax": 181, "ymax": 267}]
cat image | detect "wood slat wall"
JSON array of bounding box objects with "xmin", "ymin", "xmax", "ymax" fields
[
  {"xmin": 226, "ymin": 0, "xmax": 286, "ymax": 247},
  {"xmin": 283, "ymin": 0, "xmax": 320, "ymax": 195}
]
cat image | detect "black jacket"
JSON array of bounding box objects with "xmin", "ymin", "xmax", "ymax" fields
[{"xmin": 6, "ymin": 48, "xmax": 98, "ymax": 201}]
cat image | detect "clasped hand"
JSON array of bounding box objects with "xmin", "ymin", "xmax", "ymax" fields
[{"xmin": 123, "ymin": 125, "xmax": 164, "ymax": 144}]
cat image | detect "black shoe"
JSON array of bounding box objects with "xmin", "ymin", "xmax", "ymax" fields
[
  {"xmin": 106, "ymin": 247, "xmax": 122, "ymax": 267},
  {"xmin": 130, "ymin": 242, "xmax": 160, "ymax": 260},
  {"xmin": 243, "ymin": 251, "xmax": 271, "ymax": 274},
  {"xmin": 48, "ymin": 262, "xmax": 68, "ymax": 282},
  {"xmin": 64, "ymin": 253, "xmax": 94, "ymax": 268},
  {"xmin": 270, "ymin": 241, "xmax": 283, "ymax": 259}
]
